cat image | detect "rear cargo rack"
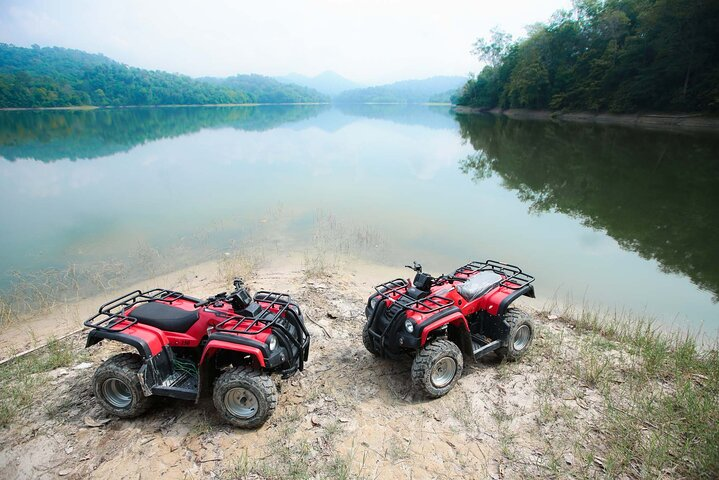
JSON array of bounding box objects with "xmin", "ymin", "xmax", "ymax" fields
[
  {"xmin": 453, "ymin": 260, "xmax": 534, "ymax": 290},
  {"xmin": 373, "ymin": 279, "xmax": 454, "ymax": 314},
  {"xmin": 84, "ymin": 289, "xmax": 185, "ymax": 332}
]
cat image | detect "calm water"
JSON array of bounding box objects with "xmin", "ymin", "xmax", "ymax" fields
[{"xmin": 0, "ymin": 105, "xmax": 718, "ymax": 332}]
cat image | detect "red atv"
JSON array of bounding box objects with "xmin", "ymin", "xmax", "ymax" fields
[
  {"xmin": 84, "ymin": 279, "xmax": 310, "ymax": 428},
  {"xmin": 363, "ymin": 260, "xmax": 535, "ymax": 397}
]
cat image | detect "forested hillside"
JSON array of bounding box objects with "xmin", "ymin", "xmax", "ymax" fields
[
  {"xmin": 199, "ymin": 75, "xmax": 327, "ymax": 104},
  {"xmin": 455, "ymin": 0, "xmax": 719, "ymax": 113},
  {"xmin": 0, "ymin": 44, "xmax": 327, "ymax": 108},
  {"xmin": 335, "ymin": 76, "xmax": 465, "ymax": 104}
]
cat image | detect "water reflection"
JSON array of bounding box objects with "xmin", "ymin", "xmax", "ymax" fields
[
  {"xmin": 0, "ymin": 105, "xmax": 717, "ymax": 327},
  {"xmin": 454, "ymin": 113, "xmax": 719, "ymax": 302},
  {"xmin": 0, "ymin": 105, "xmax": 329, "ymax": 162}
]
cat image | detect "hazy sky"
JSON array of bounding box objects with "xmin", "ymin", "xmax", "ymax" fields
[{"xmin": 0, "ymin": 0, "xmax": 572, "ymax": 84}]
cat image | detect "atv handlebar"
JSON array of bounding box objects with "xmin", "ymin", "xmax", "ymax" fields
[
  {"xmin": 405, "ymin": 261, "xmax": 423, "ymax": 273},
  {"xmin": 194, "ymin": 292, "xmax": 227, "ymax": 308},
  {"xmin": 194, "ymin": 278, "xmax": 251, "ymax": 309}
]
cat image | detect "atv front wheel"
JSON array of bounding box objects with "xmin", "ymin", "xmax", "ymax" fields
[
  {"xmin": 411, "ymin": 338, "xmax": 464, "ymax": 398},
  {"xmin": 362, "ymin": 322, "xmax": 380, "ymax": 356},
  {"xmin": 213, "ymin": 366, "xmax": 277, "ymax": 428},
  {"xmin": 93, "ymin": 353, "xmax": 152, "ymax": 418},
  {"xmin": 495, "ymin": 308, "xmax": 535, "ymax": 361}
]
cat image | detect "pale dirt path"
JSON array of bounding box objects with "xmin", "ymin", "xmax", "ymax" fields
[{"xmin": 0, "ymin": 254, "xmax": 606, "ymax": 479}]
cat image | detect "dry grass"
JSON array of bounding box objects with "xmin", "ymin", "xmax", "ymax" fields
[
  {"xmin": 0, "ymin": 337, "xmax": 80, "ymax": 427},
  {"xmin": 540, "ymin": 303, "xmax": 719, "ymax": 479},
  {"xmin": 217, "ymin": 249, "xmax": 263, "ymax": 285},
  {"xmin": 0, "ymin": 260, "xmax": 129, "ymax": 329},
  {"xmin": 303, "ymin": 211, "xmax": 383, "ymax": 279}
]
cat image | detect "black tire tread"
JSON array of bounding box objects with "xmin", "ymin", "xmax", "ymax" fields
[
  {"xmin": 93, "ymin": 352, "xmax": 151, "ymax": 418},
  {"xmin": 362, "ymin": 322, "xmax": 380, "ymax": 356},
  {"xmin": 212, "ymin": 366, "xmax": 277, "ymax": 428},
  {"xmin": 495, "ymin": 307, "xmax": 535, "ymax": 361},
  {"xmin": 411, "ymin": 338, "xmax": 463, "ymax": 398}
]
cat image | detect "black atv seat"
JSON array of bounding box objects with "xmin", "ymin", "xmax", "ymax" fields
[
  {"xmin": 128, "ymin": 302, "xmax": 199, "ymax": 333},
  {"xmin": 457, "ymin": 271, "xmax": 503, "ymax": 301}
]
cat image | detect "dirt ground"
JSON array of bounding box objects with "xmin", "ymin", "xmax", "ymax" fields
[{"xmin": 0, "ymin": 254, "xmax": 612, "ymax": 479}]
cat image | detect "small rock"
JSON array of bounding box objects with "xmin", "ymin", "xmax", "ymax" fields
[
  {"xmin": 564, "ymin": 452, "xmax": 574, "ymax": 465},
  {"xmin": 58, "ymin": 469, "xmax": 73, "ymax": 477},
  {"xmin": 165, "ymin": 437, "xmax": 181, "ymax": 452},
  {"xmin": 48, "ymin": 368, "xmax": 70, "ymax": 379},
  {"xmin": 547, "ymin": 314, "xmax": 558, "ymax": 320},
  {"xmin": 83, "ymin": 416, "xmax": 111, "ymax": 428},
  {"xmin": 338, "ymin": 417, "xmax": 350, "ymax": 423},
  {"xmin": 311, "ymin": 416, "xmax": 323, "ymax": 427},
  {"xmin": 65, "ymin": 446, "xmax": 74, "ymax": 454},
  {"xmin": 73, "ymin": 362, "xmax": 94, "ymax": 370}
]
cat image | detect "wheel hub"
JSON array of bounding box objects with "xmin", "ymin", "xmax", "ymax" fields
[
  {"xmin": 224, "ymin": 387, "xmax": 259, "ymax": 419},
  {"xmin": 101, "ymin": 378, "xmax": 132, "ymax": 409},
  {"xmin": 513, "ymin": 324, "xmax": 531, "ymax": 351},
  {"xmin": 430, "ymin": 357, "xmax": 457, "ymax": 388}
]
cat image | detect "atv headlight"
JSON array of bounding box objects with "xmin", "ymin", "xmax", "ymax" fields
[
  {"xmin": 267, "ymin": 334, "xmax": 278, "ymax": 351},
  {"xmin": 369, "ymin": 295, "xmax": 379, "ymax": 311},
  {"xmin": 404, "ymin": 319, "xmax": 414, "ymax": 333}
]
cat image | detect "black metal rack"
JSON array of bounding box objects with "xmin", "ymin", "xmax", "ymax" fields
[
  {"xmin": 213, "ymin": 291, "xmax": 311, "ymax": 370},
  {"xmin": 84, "ymin": 289, "xmax": 185, "ymax": 332},
  {"xmin": 453, "ymin": 260, "xmax": 534, "ymax": 290},
  {"xmin": 373, "ymin": 279, "xmax": 454, "ymax": 314}
]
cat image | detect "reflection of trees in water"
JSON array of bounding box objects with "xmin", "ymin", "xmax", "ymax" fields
[
  {"xmin": 0, "ymin": 105, "xmax": 329, "ymax": 162},
  {"xmin": 335, "ymin": 104, "xmax": 456, "ymax": 130},
  {"xmin": 455, "ymin": 113, "xmax": 719, "ymax": 301}
]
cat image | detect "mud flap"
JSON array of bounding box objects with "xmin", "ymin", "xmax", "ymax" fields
[{"xmin": 137, "ymin": 364, "xmax": 153, "ymax": 397}]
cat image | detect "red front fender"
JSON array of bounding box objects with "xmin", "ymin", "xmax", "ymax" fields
[{"xmin": 419, "ymin": 311, "xmax": 468, "ymax": 346}]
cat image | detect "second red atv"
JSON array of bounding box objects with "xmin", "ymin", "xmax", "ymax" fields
[
  {"xmin": 363, "ymin": 260, "xmax": 536, "ymax": 397},
  {"xmin": 84, "ymin": 279, "xmax": 310, "ymax": 428}
]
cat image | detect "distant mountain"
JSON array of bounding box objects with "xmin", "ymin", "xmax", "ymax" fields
[
  {"xmin": 198, "ymin": 75, "xmax": 328, "ymax": 103},
  {"xmin": 0, "ymin": 44, "xmax": 327, "ymax": 108},
  {"xmin": 275, "ymin": 71, "xmax": 362, "ymax": 96},
  {"xmin": 334, "ymin": 76, "xmax": 467, "ymax": 104}
]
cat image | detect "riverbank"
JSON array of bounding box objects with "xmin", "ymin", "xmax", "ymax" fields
[
  {"xmin": 0, "ymin": 102, "xmax": 330, "ymax": 112},
  {"xmin": 453, "ymin": 106, "xmax": 719, "ymax": 132},
  {"xmin": 0, "ymin": 252, "xmax": 716, "ymax": 479}
]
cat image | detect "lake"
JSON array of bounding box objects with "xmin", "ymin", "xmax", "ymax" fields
[{"xmin": 0, "ymin": 105, "xmax": 717, "ymax": 332}]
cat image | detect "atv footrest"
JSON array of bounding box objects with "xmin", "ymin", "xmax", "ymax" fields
[
  {"xmin": 472, "ymin": 334, "xmax": 501, "ymax": 359},
  {"xmin": 151, "ymin": 371, "xmax": 198, "ymax": 400}
]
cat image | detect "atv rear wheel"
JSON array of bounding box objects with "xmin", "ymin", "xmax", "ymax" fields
[
  {"xmin": 93, "ymin": 353, "xmax": 151, "ymax": 419},
  {"xmin": 495, "ymin": 308, "xmax": 535, "ymax": 361},
  {"xmin": 411, "ymin": 338, "xmax": 464, "ymax": 398},
  {"xmin": 213, "ymin": 366, "xmax": 277, "ymax": 428},
  {"xmin": 362, "ymin": 322, "xmax": 380, "ymax": 356}
]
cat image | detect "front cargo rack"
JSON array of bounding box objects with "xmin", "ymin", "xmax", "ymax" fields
[
  {"xmin": 212, "ymin": 291, "xmax": 311, "ymax": 369},
  {"xmin": 373, "ymin": 279, "xmax": 454, "ymax": 314},
  {"xmin": 453, "ymin": 260, "xmax": 534, "ymax": 290},
  {"xmin": 84, "ymin": 289, "xmax": 185, "ymax": 332}
]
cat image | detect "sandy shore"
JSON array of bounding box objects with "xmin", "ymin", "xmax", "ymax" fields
[{"xmin": 0, "ymin": 253, "xmax": 713, "ymax": 479}]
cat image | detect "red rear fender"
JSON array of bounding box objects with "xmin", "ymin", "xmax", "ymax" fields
[
  {"xmin": 199, "ymin": 339, "xmax": 266, "ymax": 367},
  {"xmin": 86, "ymin": 323, "xmax": 168, "ymax": 358}
]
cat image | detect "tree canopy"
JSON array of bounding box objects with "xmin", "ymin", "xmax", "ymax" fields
[
  {"xmin": 0, "ymin": 44, "xmax": 328, "ymax": 108},
  {"xmin": 454, "ymin": 0, "xmax": 719, "ymax": 113}
]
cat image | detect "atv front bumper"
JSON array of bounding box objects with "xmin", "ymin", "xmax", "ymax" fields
[{"xmin": 365, "ymin": 304, "xmax": 420, "ymax": 356}]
